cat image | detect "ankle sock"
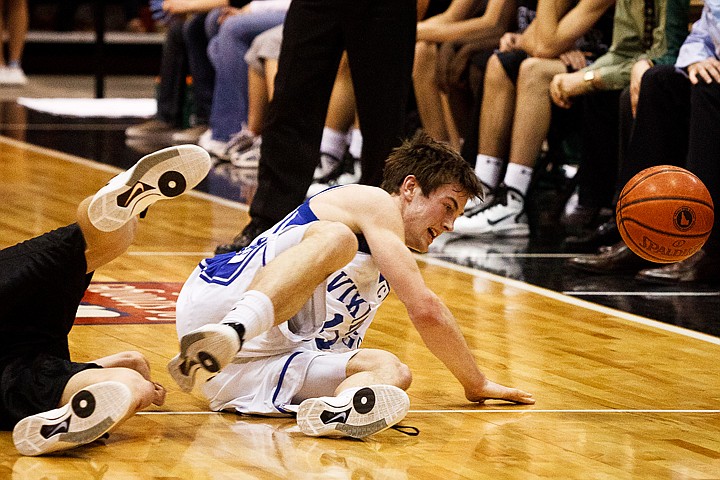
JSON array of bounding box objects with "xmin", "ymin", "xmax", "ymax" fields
[
  {"xmin": 475, "ymin": 154, "xmax": 504, "ymax": 189},
  {"xmin": 348, "ymin": 128, "xmax": 362, "ymax": 160},
  {"xmin": 222, "ymin": 290, "xmax": 275, "ymax": 341},
  {"xmin": 503, "ymin": 163, "xmax": 533, "ymax": 196},
  {"xmin": 320, "ymin": 127, "xmax": 348, "ymax": 161}
]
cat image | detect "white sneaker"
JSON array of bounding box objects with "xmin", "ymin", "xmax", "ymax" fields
[
  {"xmin": 313, "ymin": 153, "xmax": 342, "ymax": 181},
  {"xmin": 306, "ymin": 157, "xmax": 361, "ymax": 198},
  {"xmin": 230, "ymin": 136, "xmax": 261, "ymax": 168},
  {"xmin": 453, "ymin": 187, "xmax": 529, "ymax": 237},
  {"xmin": 296, "ymin": 385, "xmax": 409, "ymax": 438},
  {"xmin": 226, "ymin": 128, "xmax": 258, "ymax": 158},
  {"xmin": 0, "ymin": 66, "xmax": 27, "ymax": 86},
  {"xmin": 88, "ymin": 144, "xmax": 211, "ymax": 232},
  {"xmin": 167, "ymin": 323, "xmax": 244, "ymax": 392},
  {"xmin": 13, "ymin": 382, "xmax": 133, "ymax": 456},
  {"xmin": 198, "ymin": 129, "xmax": 231, "ymax": 160}
]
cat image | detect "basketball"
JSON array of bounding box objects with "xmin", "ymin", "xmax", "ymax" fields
[{"xmin": 616, "ymin": 166, "xmax": 714, "ymax": 263}]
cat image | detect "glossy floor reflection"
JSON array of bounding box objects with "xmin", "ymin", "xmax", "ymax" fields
[{"xmin": 2, "ymin": 100, "xmax": 718, "ymax": 338}]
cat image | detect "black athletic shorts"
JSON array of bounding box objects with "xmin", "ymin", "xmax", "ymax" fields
[
  {"xmin": 0, "ymin": 223, "xmax": 99, "ymax": 429},
  {"xmin": 0, "ymin": 354, "xmax": 101, "ymax": 430},
  {"xmin": 496, "ymin": 49, "xmax": 530, "ymax": 85}
]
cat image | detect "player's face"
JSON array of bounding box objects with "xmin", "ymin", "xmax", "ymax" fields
[{"xmin": 404, "ymin": 182, "xmax": 468, "ymax": 253}]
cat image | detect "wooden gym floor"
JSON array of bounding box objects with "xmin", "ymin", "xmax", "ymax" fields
[{"xmin": 0, "ymin": 91, "xmax": 718, "ymax": 478}]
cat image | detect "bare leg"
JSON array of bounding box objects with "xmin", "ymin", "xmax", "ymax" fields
[
  {"xmin": 440, "ymin": 93, "xmax": 462, "ymax": 150},
  {"xmin": 247, "ymin": 66, "xmax": 270, "ymax": 135},
  {"xmin": 248, "ymin": 221, "xmax": 358, "ymax": 324},
  {"xmin": 264, "ymin": 58, "xmax": 278, "ymax": 98},
  {"xmin": 77, "ymin": 197, "xmax": 137, "ymax": 274},
  {"xmin": 325, "ymin": 54, "xmax": 356, "ymax": 132},
  {"xmin": 0, "ymin": 0, "xmax": 5, "ymax": 66},
  {"xmin": 337, "ymin": 349, "xmax": 412, "ymax": 393},
  {"xmin": 413, "ymin": 41, "xmax": 451, "ymax": 141},
  {"xmin": 478, "ymin": 54, "xmax": 516, "ymax": 158},
  {"xmin": 6, "ymin": 0, "xmax": 28, "ymax": 64},
  {"xmin": 508, "ymin": 57, "xmax": 566, "ymax": 168}
]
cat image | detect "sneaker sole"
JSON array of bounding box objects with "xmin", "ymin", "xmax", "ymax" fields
[
  {"xmin": 296, "ymin": 385, "xmax": 410, "ymax": 439},
  {"xmin": 13, "ymin": 381, "xmax": 133, "ymax": 456},
  {"xmin": 167, "ymin": 324, "xmax": 241, "ymax": 392},
  {"xmin": 88, "ymin": 144, "xmax": 211, "ymax": 232}
]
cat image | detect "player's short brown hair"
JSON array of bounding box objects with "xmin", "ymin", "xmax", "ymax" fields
[{"xmin": 381, "ymin": 131, "xmax": 483, "ymax": 200}]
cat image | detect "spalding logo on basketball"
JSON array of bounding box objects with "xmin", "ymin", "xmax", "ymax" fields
[{"xmin": 616, "ymin": 166, "xmax": 714, "ymax": 263}]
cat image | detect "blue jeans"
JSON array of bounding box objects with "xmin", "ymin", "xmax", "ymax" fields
[{"xmin": 207, "ymin": 10, "xmax": 287, "ymax": 141}]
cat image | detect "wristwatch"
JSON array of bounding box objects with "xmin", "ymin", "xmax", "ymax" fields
[{"xmin": 583, "ymin": 70, "xmax": 596, "ymax": 91}]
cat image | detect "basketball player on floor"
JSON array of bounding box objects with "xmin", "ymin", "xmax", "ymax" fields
[
  {"xmin": 1, "ymin": 145, "xmax": 212, "ymax": 455},
  {"xmin": 169, "ymin": 133, "xmax": 535, "ymax": 439}
]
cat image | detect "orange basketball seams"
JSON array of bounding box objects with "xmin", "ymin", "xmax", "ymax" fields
[{"xmin": 616, "ymin": 166, "xmax": 714, "ymax": 263}]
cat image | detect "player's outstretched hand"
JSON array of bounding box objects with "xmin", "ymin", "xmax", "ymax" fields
[
  {"xmin": 467, "ymin": 379, "xmax": 535, "ymax": 405},
  {"xmin": 152, "ymin": 382, "xmax": 167, "ymax": 406}
]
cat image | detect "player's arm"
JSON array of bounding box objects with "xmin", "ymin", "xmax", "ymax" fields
[{"xmin": 350, "ymin": 192, "xmax": 534, "ymax": 405}]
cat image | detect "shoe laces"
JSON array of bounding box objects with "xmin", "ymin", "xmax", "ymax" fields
[
  {"xmin": 390, "ymin": 424, "xmax": 420, "ymax": 436},
  {"xmin": 315, "ymin": 154, "xmax": 348, "ymax": 183},
  {"xmin": 226, "ymin": 129, "xmax": 256, "ymax": 153}
]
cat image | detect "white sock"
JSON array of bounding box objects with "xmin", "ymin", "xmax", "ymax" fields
[
  {"xmin": 320, "ymin": 127, "xmax": 348, "ymax": 161},
  {"xmin": 348, "ymin": 128, "xmax": 363, "ymax": 160},
  {"xmin": 503, "ymin": 163, "xmax": 533, "ymax": 196},
  {"xmin": 221, "ymin": 290, "xmax": 275, "ymax": 341},
  {"xmin": 475, "ymin": 154, "xmax": 504, "ymax": 189}
]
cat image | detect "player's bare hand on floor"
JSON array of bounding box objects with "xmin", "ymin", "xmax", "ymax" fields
[{"xmin": 467, "ymin": 379, "xmax": 535, "ymax": 405}]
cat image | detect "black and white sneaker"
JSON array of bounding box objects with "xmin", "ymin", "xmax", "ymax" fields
[
  {"xmin": 88, "ymin": 144, "xmax": 211, "ymax": 232},
  {"xmin": 452, "ymin": 185, "xmax": 529, "ymax": 237},
  {"xmin": 296, "ymin": 385, "xmax": 410, "ymax": 439},
  {"xmin": 13, "ymin": 381, "xmax": 133, "ymax": 456},
  {"xmin": 306, "ymin": 153, "xmax": 361, "ymax": 198},
  {"xmin": 167, "ymin": 323, "xmax": 244, "ymax": 392}
]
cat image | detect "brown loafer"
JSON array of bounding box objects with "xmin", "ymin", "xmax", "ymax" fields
[
  {"xmin": 635, "ymin": 250, "xmax": 719, "ymax": 284},
  {"xmin": 567, "ymin": 241, "xmax": 655, "ymax": 274}
]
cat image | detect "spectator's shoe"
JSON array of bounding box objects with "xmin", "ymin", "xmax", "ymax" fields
[
  {"xmin": 296, "ymin": 385, "xmax": 410, "ymax": 438},
  {"xmin": 125, "ymin": 118, "xmax": 175, "ymax": 138},
  {"xmin": 560, "ymin": 189, "xmax": 603, "ymax": 232},
  {"xmin": 88, "ymin": 145, "xmax": 211, "ymax": 232},
  {"xmin": 215, "ymin": 219, "xmax": 272, "ymax": 254},
  {"xmin": 226, "ymin": 128, "xmax": 259, "ymax": 159},
  {"xmin": 452, "ymin": 186, "xmax": 529, "ymax": 237},
  {"xmin": 636, "ymin": 250, "xmax": 720, "ymax": 284},
  {"xmin": 171, "ymin": 124, "xmax": 209, "ymax": 144},
  {"xmin": 230, "ymin": 136, "xmax": 262, "ymax": 169},
  {"xmin": 13, "ymin": 382, "xmax": 133, "ymax": 456},
  {"xmin": 564, "ymin": 218, "xmax": 620, "ymax": 253},
  {"xmin": 0, "ymin": 66, "xmax": 28, "ymax": 86},
  {"xmin": 198, "ymin": 129, "xmax": 232, "ymax": 161},
  {"xmin": 567, "ymin": 241, "xmax": 653, "ymax": 274},
  {"xmin": 463, "ymin": 189, "xmax": 493, "ymax": 216},
  {"xmin": 313, "ymin": 153, "xmax": 342, "ymax": 181},
  {"xmin": 168, "ymin": 323, "xmax": 244, "ymax": 392},
  {"xmin": 307, "ymin": 154, "xmax": 361, "ymax": 198}
]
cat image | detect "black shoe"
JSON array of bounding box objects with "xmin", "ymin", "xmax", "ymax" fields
[
  {"xmin": 564, "ymin": 218, "xmax": 621, "ymax": 253},
  {"xmin": 567, "ymin": 241, "xmax": 655, "ymax": 274},
  {"xmin": 635, "ymin": 250, "xmax": 720, "ymax": 284},
  {"xmin": 215, "ymin": 219, "xmax": 271, "ymax": 254}
]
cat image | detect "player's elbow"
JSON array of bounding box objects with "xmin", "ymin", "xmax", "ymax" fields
[{"xmin": 408, "ymin": 294, "xmax": 446, "ymax": 329}]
